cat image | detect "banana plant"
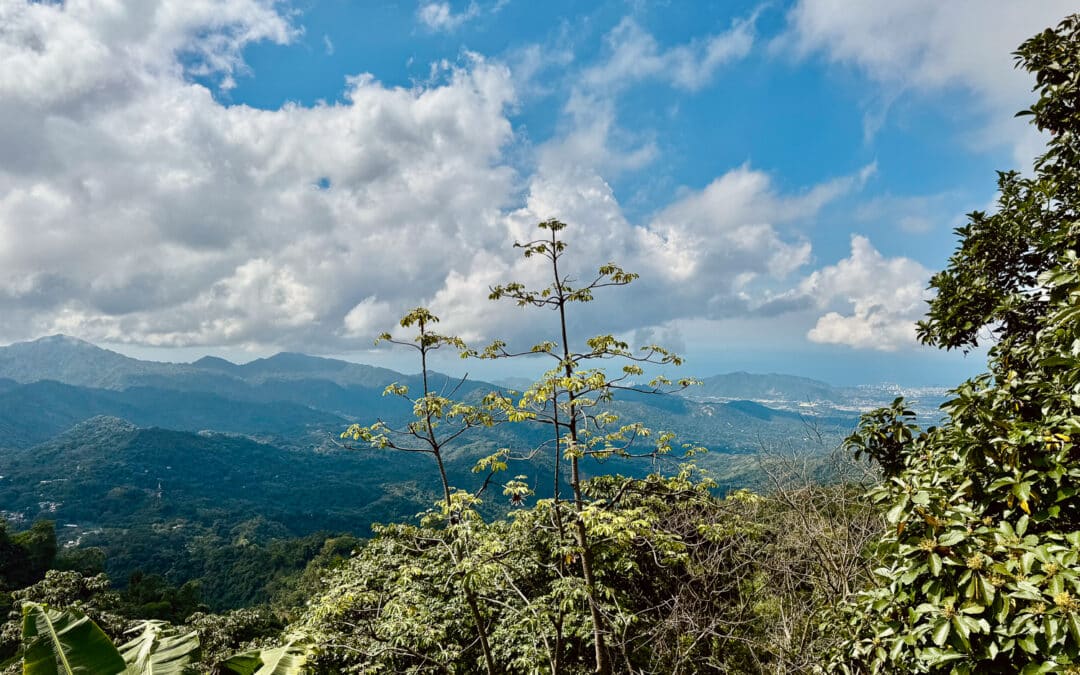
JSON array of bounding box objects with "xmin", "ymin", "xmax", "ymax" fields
[
  {"xmin": 20, "ymin": 602, "xmax": 126, "ymax": 675},
  {"xmin": 20, "ymin": 602, "xmax": 308, "ymax": 675}
]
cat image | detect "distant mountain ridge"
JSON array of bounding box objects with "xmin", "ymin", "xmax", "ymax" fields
[
  {"xmin": 0, "ymin": 379, "xmax": 351, "ymax": 450},
  {"xmin": 0, "ymin": 335, "xmax": 407, "ymax": 391},
  {"xmin": 0, "ymin": 335, "xmax": 181, "ymax": 389},
  {"xmin": 1, "ymin": 335, "xmax": 856, "ymax": 403},
  {"xmin": 690, "ymin": 371, "xmax": 842, "ymax": 403}
]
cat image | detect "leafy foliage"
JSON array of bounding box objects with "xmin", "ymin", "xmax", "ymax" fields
[
  {"xmin": 10, "ymin": 598, "xmax": 302, "ymax": 675},
  {"xmin": 0, "ymin": 521, "xmax": 57, "ymax": 591},
  {"xmin": 295, "ymin": 462, "xmax": 877, "ymax": 673},
  {"xmin": 480, "ymin": 219, "xmax": 702, "ymax": 675},
  {"xmin": 832, "ymin": 13, "xmax": 1080, "ymax": 673},
  {"xmin": 295, "ymin": 220, "xmax": 877, "ymax": 674}
]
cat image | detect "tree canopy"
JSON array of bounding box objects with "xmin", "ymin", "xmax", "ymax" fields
[{"xmin": 836, "ymin": 13, "xmax": 1080, "ymax": 673}]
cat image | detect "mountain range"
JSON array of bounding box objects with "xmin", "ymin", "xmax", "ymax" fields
[{"xmin": 0, "ymin": 334, "xmax": 942, "ymax": 594}]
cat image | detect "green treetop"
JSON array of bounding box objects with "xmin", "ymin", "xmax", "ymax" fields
[{"xmin": 835, "ymin": 14, "xmax": 1080, "ymax": 674}]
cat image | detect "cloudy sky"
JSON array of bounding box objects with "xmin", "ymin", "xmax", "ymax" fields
[{"xmin": 0, "ymin": 0, "xmax": 1072, "ymax": 385}]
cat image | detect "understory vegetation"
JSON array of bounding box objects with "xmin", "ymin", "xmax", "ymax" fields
[{"xmin": 5, "ymin": 12, "xmax": 1080, "ymax": 674}]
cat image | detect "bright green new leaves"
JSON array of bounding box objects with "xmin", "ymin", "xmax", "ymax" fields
[
  {"xmin": 376, "ymin": 307, "xmax": 467, "ymax": 353},
  {"xmin": 21, "ymin": 602, "xmax": 126, "ymax": 675},
  {"xmin": 339, "ymin": 306, "xmax": 510, "ymax": 675},
  {"xmin": 481, "ymin": 219, "xmax": 702, "ymax": 675}
]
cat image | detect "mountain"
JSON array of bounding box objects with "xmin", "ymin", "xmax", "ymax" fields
[
  {"xmin": 0, "ymin": 335, "xmax": 406, "ymax": 392},
  {"xmin": 0, "ymin": 416, "xmax": 462, "ymax": 599},
  {"xmin": 229, "ymin": 352, "xmax": 402, "ymax": 387},
  {"xmin": 0, "ymin": 334, "xmax": 868, "ymax": 461},
  {"xmin": 0, "ymin": 335, "xmax": 877, "ymax": 606},
  {"xmin": 0, "ymin": 416, "xmax": 425, "ymax": 532},
  {"xmin": 0, "ymin": 380, "xmax": 354, "ymax": 450},
  {"xmin": 0, "ymin": 335, "xmax": 185, "ymax": 389},
  {"xmin": 690, "ymin": 372, "xmax": 842, "ymax": 403}
]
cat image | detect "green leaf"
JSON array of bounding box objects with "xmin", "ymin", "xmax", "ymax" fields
[
  {"xmin": 939, "ymin": 530, "xmax": 967, "ymax": 546},
  {"xmin": 977, "ymin": 575, "xmax": 996, "ymax": 605},
  {"xmin": 886, "ymin": 496, "xmax": 910, "ymax": 524},
  {"xmin": 951, "ymin": 616, "xmax": 971, "ymax": 650},
  {"xmin": 1043, "ymin": 614, "xmax": 1060, "ymax": 646},
  {"xmin": 930, "ymin": 552, "xmax": 943, "ymax": 576},
  {"xmin": 21, "ymin": 602, "xmax": 126, "ymax": 675},
  {"xmin": 218, "ymin": 641, "xmax": 309, "ymax": 675},
  {"xmin": 932, "ymin": 618, "xmax": 951, "ymax": 646},
  {"xmin": 1017, "ymin": 634, "xmax": 1039, "ymax": 655},
  {"xmin": 118, "ymin": 620, "xmax": 200, "ymax": 675}
]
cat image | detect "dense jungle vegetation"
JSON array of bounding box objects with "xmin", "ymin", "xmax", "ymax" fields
[{"xmin": 5, "ymin": 12, "xmax": 1080, "ymax": 674}]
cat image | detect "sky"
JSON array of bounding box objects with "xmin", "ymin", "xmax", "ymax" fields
[{"xmin": 0, "ymin": 0, "xmax": 1073, "ymax": 386}]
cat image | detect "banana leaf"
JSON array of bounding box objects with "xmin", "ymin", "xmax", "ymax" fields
[
  {"xmin": 217, "ymin": 640, "xmax": 309, "ymax": 675},
  {"xmin": 21, "ymin": 602, "xmax": 126, "ymax": 675},
  {"xmin": 119, "ymin": 620, "xmax": 201, "ymax": 674}
]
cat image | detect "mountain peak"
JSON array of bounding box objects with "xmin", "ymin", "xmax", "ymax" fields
[
  {"xmin": 30, "ymin": 334, "xmax": 99, "ymax": 348},
  {"xmin": 0, "ymin": 334, "xmax": 144, "ymax": 388},
  {"xmin": 62, "ymin": 415, "xmax": 139, "ymax": 439},
  {"xmin": 192, "ymin": 355, "xmax": 239, "ymax": 371}
]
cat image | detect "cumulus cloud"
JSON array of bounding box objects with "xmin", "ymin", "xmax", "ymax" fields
[
  {"xmin": 416, "ymin": 1, "xmax": 480, "ymax": 32},
  {"xmin": 792, "ymin": 235, "xmax": 931, "ymax": 351},
  {"xmin": 0, "ymin": 1, "xmax": 915, "ymax": 360},
  {"xmin": 423, "ymin": 161, "xmax": 872, "ymax": 349},
  {"xmin": 779, "ymin": 0, "xmax": 1076, "ymax": 163},
  {"xmin": 582, "ymin": 15, "xmax": 755, "ymax": 93},
  {"xmin": 0, "ymin": 0, "xmax": 517, "ymax": 349},
  {"xmin": 853, "ymin": 191, "xmax": 963, "ymax": 235}
]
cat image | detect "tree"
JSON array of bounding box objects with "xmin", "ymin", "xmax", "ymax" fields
[
  {"xmin": 296, "ymin": 221, "xmax": 708, "ymax": 674},
  {"xmin": 340, "ymin": 307, "xmax": 512, "ymax": 675},
  {"xmin": 3, "ymin": 521, "xmax": 57, "ymax": 591},
  {"xmin": 482, "ymin": 219, "xmax": 698, "ymax": 674},
  {"xmin": 834, "ymin": 13, "xmax": 1080, "ymax": 673}
]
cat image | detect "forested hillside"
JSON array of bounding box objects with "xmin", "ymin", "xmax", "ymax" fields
[{"xmin": 0, "ymin": 329, "xmax": 869, "ymax": 605}]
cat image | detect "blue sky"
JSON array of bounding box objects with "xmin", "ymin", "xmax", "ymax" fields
[{"xmin": 0, "ymin": 0, "xmax": 1074, "ymax": 385}]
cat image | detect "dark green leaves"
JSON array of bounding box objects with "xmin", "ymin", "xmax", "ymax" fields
[{"xmin": 832, "ymin": 14, "xmax": 1080, "ymax": 672}]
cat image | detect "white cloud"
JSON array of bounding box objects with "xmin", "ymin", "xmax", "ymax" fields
[
  {"xmin": 582, "ymin": 14, "xmax": 755, "ymax": 93},
  {"xmin": 779, "ymin": 0, "xmax": 1076, "ymax": 163},
  {"xmin": 795, "ymin": 235, "xmax": 931, "ymax": 351},
  {"xmin": 422, "ymin": 162, "xmax": 870, "ymax": 348},
  {"xmin": 853, "ymin": 190, "xmax": 964, "ymax": 235},
  {"xmin": 535, "ymin": 11, "xmax": 758, "ymax": 184},
  {"xmin": 343, "ymin": 297, "xmax": 397, "ymax": 339},
  {"xmin": 0, "ymin": 0, "xmax": 517, "ymax": 349},
  {"xmin": 536, "ymin": 94, "xmax": 658, "ymax": 178},
  {"xmin": 0, "ymin": 0, "xmax": 297, "ymax": 101},
  {"xmin": 417, "ymin": 1, "xmax": 480, "ymax": 32},
  {"xmin": 0, "ymin": 0, "xmax": 904, "ymax": 360}
]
